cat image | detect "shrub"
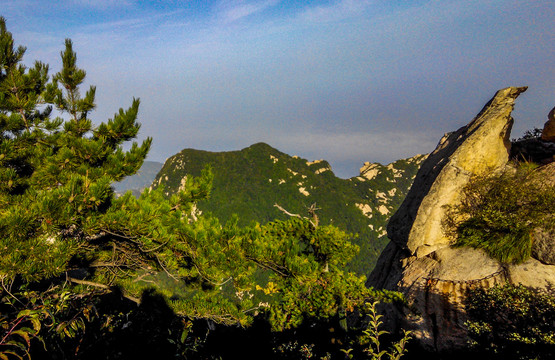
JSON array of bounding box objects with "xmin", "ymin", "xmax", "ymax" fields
[
  {"xmin": 513, "ymin": 127, "xmax": 543, "ymax": 142},
  {"xmin": 445, "ymin": 162, "xmax": 555, "ymax": 264},
  {"xmin": 465, "ymin": 283, "xmax": 555, "ymax": 359}
]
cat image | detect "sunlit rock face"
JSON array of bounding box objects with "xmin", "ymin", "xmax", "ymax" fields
[
  {"xmin": 367, "ymin": 87, "xmax": 555, "ymax": 352},
  {"xmin": 388, "ymin": 86, "xmax": 526, "ymax": 258}
]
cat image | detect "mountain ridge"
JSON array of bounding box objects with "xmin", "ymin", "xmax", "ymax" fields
[{"xmin": 151, "ymin": 142, "xmax": 426, "ymax": 274}]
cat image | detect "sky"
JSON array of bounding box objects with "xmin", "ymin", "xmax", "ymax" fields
[{"xmin": 3, "ymin": 0, "xmax": 554, "ymax": 178}]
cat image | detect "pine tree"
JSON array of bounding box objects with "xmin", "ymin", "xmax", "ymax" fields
[{"xmin": 0, "ymin": 18, "xmax": 151, "ymax": 283}]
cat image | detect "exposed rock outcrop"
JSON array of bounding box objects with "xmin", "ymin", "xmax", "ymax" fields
[
  {"xmin": 387, "ymin": 86, "xmax": 525, "ymax": 258},
  {"xmin": 542, "ymin": 106, "xmax": 555, "ymax": 142},
  {"xmin": 368, "ymin": 87, "xmax": 555, "ymax": 352}
]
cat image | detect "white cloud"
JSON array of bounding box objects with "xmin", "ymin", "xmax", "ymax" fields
[
  {"xmin": 215, "ymin": 0, "xmax": 280, "ymax": 24},
  {"xmin": 297, "ymin": 0, "xmax": 374, "ymax": 23},
  {"xmin": 70, "ymin": 0, "xmax": 136, "ymax": 10}
]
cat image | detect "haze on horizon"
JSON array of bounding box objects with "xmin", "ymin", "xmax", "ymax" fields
[{"xmin": 3, "ymin": 0, "xmax": 554, "ymax": 178}]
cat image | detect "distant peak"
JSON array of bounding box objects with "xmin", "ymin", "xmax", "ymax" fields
[{"xmin": 247, "ymin": 142, "xmax": 274, "ymax": 150}]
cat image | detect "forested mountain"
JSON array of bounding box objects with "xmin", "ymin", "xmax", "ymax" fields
[{"xmin": 152, "ymin": 142, "xmax": 426, "ymax": 274}]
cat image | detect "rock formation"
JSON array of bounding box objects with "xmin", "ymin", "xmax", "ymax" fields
[
  {"xmin": 368, "ymin": 87, "xmax": 555, "ymax": 352},
  {"xmin": 542, "ymin": 106, "xmax": 555, "ymax": 142},
  {"xmin": 388, "ymin": 87, "xmax": 524, "ymax": 258}
]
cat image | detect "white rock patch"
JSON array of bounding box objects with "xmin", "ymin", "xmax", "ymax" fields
[
  {"xmin": 360, "ymin": 162, "xmax": 381, "ymax": 180},
  {"xmin": 306, "ymin": 159, "xmax": 323, "ymax": 166},
  {"xmin": 287, "ymin": 168, "xmax": 298, "ymax": 176},
  {"xmin": 178, "ymin": 176, "xmax": 188, "ymax": 191},
  {"xmin": 378, "ymin": 205, "xmax": 390, "ymax": 215},
  {"xmin": 376, "ymin": 191, "xmax": 388, "ymax": 203},
  {"xmin": 356, "ymin": 203, "xmax": 373, "ymax": 218}
]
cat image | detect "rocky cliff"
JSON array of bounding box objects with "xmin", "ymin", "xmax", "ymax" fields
[{"xmin": 368, "ymin": 87, "xmax": 555, "ymax": 351}]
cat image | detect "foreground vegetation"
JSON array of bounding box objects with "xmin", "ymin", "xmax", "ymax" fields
[{"xmin": 466, "ymin": 284, "xmax": 555, "ymax": 360}]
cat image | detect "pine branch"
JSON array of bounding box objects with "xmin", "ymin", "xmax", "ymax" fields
[
  {"xmin": 100, "ymin": 228, "xmax": 169, "ymax": 253},
  {"xmin": 273, "ymin": 203, "xmax": 302, "ymax": 219},
  {"xmin": 67, "ymin": 277, "xmax": 110, "ymax": 289},
  {"xmin": 193, "ymin": 263, "xmax": 233, "ymax": 286},
  {"xmin": 273, "ymin": 203, "xmax": 319, "ymax": 228},
  {"xmin": 245, "ymin": 255, "xmax": 291, "ymax": 278},
  {"xmin": 66, "ymin": 277, "xmax": 140, "ymax": 304}
]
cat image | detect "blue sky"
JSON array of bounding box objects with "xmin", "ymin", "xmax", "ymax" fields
[{"xmin": 3, "ymin": 0, "xmax": 554, "ymax": 177}]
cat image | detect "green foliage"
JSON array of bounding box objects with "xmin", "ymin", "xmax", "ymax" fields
[
  {"xmin": 1, "ymin": 282, "xmax": 199, "ymax": 359},
  {"xmin": 0, "ymin": 308, "xmax": 44, "ymax": 360},
  {"xmin": 445, "ymin": 162, "xmax": 555, "ymax": 264},
  {"xmin": 247, "ymin": 218, "xmax": 370, "ymax": 330},
  {"xmin": 360, "ymin": 302, "xmax": 411, "ymax": 360},
  {"xmin": 341, "ymin": 301, "xmax": 411, "ymax": 360},
  {"xmin": 465, "ymin": 283, "xmax": 555, "ymax": 359},
  {"xmin": 0, "ymin": 16, "xmax": 151, "ymax": 282},
  {"xmin": 0, "ymin": 282, "xmax": 100, "ymax": 360}
]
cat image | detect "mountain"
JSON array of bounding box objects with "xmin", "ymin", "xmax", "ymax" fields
[
  {"xmin": 114, "ymin": 160, "xmax": 164, "ymax": 196},
  {"xmin": 151, "ymin": 142, "xmax": 426, "ymax": 275}
]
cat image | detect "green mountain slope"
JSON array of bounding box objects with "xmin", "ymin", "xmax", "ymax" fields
[{"xmin": 152, "ymin": 143, "xmax": 426, "ymax": 275}]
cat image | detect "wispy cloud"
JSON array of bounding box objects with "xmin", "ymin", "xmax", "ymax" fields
[
  {"xmin": 297, "ymin": 0, "xmax": 374, "ymax": 23},
  {"xmin": 70, "ymin": 0, "xmax": 136, "ymax": 10},
  {"xmin": 215, "ymin": 0, "xmax": 280, "ymax": 24}
]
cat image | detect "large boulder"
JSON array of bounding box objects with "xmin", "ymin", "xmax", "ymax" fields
[
  {"xmin": 532, "ymin": 228, "xmax": 555, "ymax": 265},
  {"xmin": 367, "ymin": 87, "xmax": 555, "ymax": 352}
]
